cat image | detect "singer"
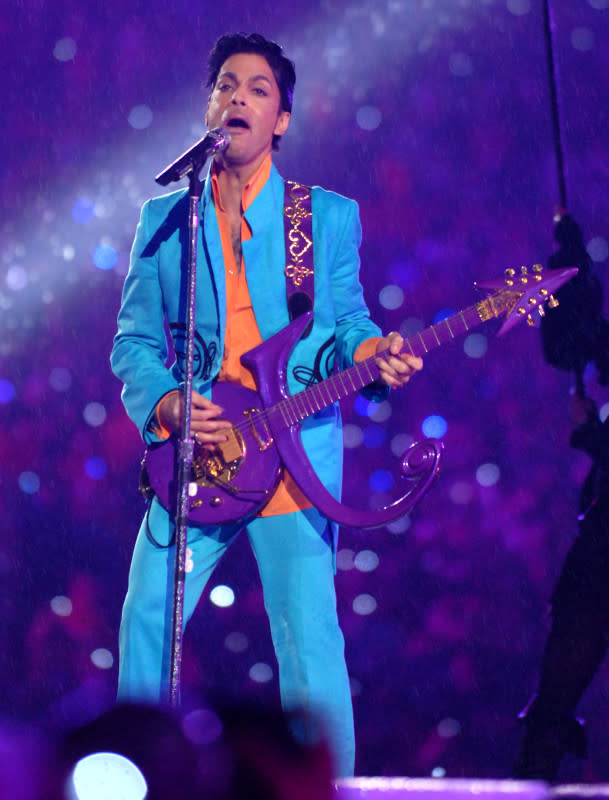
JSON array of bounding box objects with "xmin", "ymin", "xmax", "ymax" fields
[{"xmin": 111, "ymin": 32, "xmax": 422, "ymax": 777}]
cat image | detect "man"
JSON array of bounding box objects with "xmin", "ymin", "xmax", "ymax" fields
[
  {"xmin": 513, "ymin": 391, "xmax": 609, "ymax": 780},
  {"xmin": 111, "ymin": 32, "xmax": 422, "ymax": 777}
]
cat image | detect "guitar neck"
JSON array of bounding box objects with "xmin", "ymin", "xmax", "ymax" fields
[{"xmin": 274, "ymin": 295, "xmax": 499, "ymax": 426}]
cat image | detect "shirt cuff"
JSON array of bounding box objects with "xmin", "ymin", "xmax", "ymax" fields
[
  {"xmin": 354, "ymin": 336, "xmax": 382, "ymax": 362},
  {"xmin": 148, "ymin": 389, "xmax": 180, "ymax": 441}
]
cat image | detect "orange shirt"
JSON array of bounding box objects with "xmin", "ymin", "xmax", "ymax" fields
[{"xmin": 211, "ymin": 155, "xmax": 311, "ymax": 516}]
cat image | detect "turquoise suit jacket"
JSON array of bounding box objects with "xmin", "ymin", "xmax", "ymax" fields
[{"xmin": 111, "ymin": 163, "xmax": 385, "ymax": 519}]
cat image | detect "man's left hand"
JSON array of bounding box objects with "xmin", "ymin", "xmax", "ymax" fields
[{"xmin": 376, "ymin": 332, "xmax": 423, "ymax": 388}]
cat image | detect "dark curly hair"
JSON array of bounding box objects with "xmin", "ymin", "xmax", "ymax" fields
[{"xmin": 206, "ymin": 32, "xmax": 295, "ymax": 150}]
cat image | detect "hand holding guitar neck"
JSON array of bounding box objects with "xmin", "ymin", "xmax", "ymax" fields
[{"xmin": 375, "ymin": 332, "xmax": 423, "ymax": 389}]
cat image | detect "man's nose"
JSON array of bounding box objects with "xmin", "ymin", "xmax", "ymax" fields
[{"xmin": 231, "ymin": 86, "xmax": 246, "ymax": 105}]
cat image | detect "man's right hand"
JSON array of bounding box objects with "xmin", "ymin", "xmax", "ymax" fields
[{"xmin": 158, "ymin": 390, "xmax": 232, "ymax": 448}]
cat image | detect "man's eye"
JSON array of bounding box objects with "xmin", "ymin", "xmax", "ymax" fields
[
  {"xmin": 218, "ymin": 83, "xmax": 233, "ymax": 92},
  {"xmin": 253, "ymin": 87, "xmax": 268, "ymax": 96}
]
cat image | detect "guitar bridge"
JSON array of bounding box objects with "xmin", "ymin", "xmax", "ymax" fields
[{"xmin": 190, "ymin": 426, "xmax": 245, "ymax": 489}]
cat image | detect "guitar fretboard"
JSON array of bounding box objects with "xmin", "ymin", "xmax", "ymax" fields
[{"xmin": 270, "ymin": 296, "xmax": 498, "ymax": 429}]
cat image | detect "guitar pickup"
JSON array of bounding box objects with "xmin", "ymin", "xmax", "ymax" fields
[{"xmin": 217, "ymin": 426, "xmax": 243, "ymax": 462}]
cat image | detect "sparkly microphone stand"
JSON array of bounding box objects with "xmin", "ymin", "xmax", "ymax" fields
[{"xmin": 154, "ymin": 128, "xmax": 230, "ymax": 705}]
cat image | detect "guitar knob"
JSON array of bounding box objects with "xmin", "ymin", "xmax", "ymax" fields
[
  {"xmin": 532, "ymin": 264, "xmax": 543, "ymax": 273},
  {"xmin": 505, "ymin": 268, "xmax": 516, "ymax": 278},
  {"xmin": 526, "ymin": 315, "xmax": 535, "ymax": 326},
  {"xmin": 517, "ymin": 307, "xmax": 527, "ymax": 316},
  {"xmin": 520, "ymin": 266, "xmax": 528, "ymax": 274},
  {"xmin": 528, "ymin": 297, "xmax": 538, "ymax": 305},
  {"xmin": 538, "ymin": 306, "xmax": 546, "ymax": 317},
  {"xmin": 210, "ymin": 496, "xmax": 223, "ymax": 507},
  {"xmin": 548, "ymin": 295, "xmax": 559, "ymax": 309}
]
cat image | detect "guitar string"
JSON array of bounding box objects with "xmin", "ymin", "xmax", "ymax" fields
[
  {"xmin": 194, "ymin": 284, "xmax": 548, "ymax": 458},
  {"xmin": 208, "ymin": 304, "xmax": 480, "ymax": 444}
]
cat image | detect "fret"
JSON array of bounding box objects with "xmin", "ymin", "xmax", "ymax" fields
[
  {"xmin": 431, "ymin": 325, "xmax": 441, "ymax": 346},
  {"xmin": 365, "ymin": 359, "xmax": 379, "ymax": 384},
  {"xmin": 319, "ymin": 380, "xmax": 334, "ymax": 407},
  {"xmin": 301, "ymin": 391, "xmax": 314, "ymax": 418},
  {"xmin": 277, "ymin": 401, "xmax": 290, "ymax": 427},
  {"xmin": 338, "ymin": 373, "xmax": 349, "ymax": 398},
  {"xmin": 352, "ymin": 362, "xmax": 366, "ymax": 390},
  {"xmin": 416, "ymin": 331, "xmax": 429, "ymax": 353},
  {"xmin": 293, "ymin": 392, "xmax": 306, "ymax": 420},
  {"xmin": 309, "ymin": 385, "xmax": 322, "ymax": 412},
  {"xmin": 346, "ymin": 367, "xmax": 357, "ymax": 392},
  {"xmin": 280, "ymin": 399, "xmax": 295, "ymax": 427},
  {"xmin": 458, "ymin": 309, "xmax": 469, "ymax": 331}
]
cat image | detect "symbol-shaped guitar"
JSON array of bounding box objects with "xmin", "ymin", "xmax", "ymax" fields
[{"xmin": 144, "ymin": 265, "xmax": 577, "ymax": 529}]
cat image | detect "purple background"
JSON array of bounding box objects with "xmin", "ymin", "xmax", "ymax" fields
[{"xmin": 2, "ymin": 0, "xmax": 609, "ymax": 780}]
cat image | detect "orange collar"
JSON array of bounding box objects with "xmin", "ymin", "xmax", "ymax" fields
[{"xmin": 210, "ymin": 154, "xmax": 272, "ymax": 213}]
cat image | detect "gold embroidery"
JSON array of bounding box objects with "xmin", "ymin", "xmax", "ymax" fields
[{"xmin": 284, "ymin": 180, "xmax": 313, "ymax": 288}]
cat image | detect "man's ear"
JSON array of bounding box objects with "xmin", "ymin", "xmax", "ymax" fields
[{"xmin": 274, "ymin": 111, "xmax": 290, "ymax": 138}]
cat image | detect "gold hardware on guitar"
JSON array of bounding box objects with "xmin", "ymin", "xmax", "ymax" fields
[
  {"xmin": 244, "ymin": 408, "xmax": 274, "ymax": 451},
  {"xmin": 190, "ymin": 428, "xmax": 245, "ymax": 491}
]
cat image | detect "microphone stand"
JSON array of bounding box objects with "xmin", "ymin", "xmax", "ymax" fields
[
  {"xmin": 154, "ymin": 129, "xmax": 230, "ymax": 706},
  {"xmin": 168, "ymin": 165, "xmax": 200, "ymax": 707}
]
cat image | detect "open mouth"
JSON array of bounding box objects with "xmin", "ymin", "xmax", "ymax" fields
[{"xmin": 226, "ymin": 117, "xmax": 250, "ymax": 130}]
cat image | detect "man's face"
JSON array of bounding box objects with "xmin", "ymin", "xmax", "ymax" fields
[{"xmin": 205, "ymin": 52, "xmax": 290, "ymax": 170}]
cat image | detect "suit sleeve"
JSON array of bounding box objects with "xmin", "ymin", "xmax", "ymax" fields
[
  {"xmin": 318, "ymin": 192, "xmax": 389, "ymax": 401},
  {"xmin": 110, "ymin": 199, "xmax": 181, "ymax": 443}
]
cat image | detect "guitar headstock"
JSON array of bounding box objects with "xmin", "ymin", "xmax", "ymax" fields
[{"xmin": 475, "ymin": 264, "xmax": 579, "ymax": 335}]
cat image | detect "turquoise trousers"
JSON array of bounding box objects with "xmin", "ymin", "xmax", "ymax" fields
[{"xmin": 117, "ymin": 498, "xmax": 355, "ymax": 776}]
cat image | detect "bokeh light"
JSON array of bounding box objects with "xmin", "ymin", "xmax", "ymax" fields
[{"xmin": 210, "ymin": 585, "xmax": 235, "ymax": 608}]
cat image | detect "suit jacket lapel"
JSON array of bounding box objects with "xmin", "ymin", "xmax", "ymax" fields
[
  {"xmin": 243, "ymin": 165, "xmax": 291, "ymax": 340},
  {"xmin": 199, "ymin": 178, "xmax": 226, "ymax": 347}
]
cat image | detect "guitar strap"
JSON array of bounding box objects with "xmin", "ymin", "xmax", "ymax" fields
[{"xmin": 283, "ymin": 180, "xmax": 314, "ymax": 328}]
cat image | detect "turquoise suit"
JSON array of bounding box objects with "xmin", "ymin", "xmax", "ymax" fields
[{"xmin": 111, "ymin": 163, "xmax": 384, "ymax": 776}]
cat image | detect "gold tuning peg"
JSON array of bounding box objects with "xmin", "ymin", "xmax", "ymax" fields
[
  {"xmin": 520, "ymin": 266, "xmax": 528, "ymax": 274},
  {"xmin": 527, "ymin": 315, "xmax": 535, "ymax": 326},
  {"xmin": 528, "ymin": 296, "xmax": 538, "ymax": 305},
  {"xmin": 532, "ymin": 264, "xmax": 543, "ymax": 273},
  {"xmin": 505, "ymin": 268, "xmax": 516, "ymax": 278},
  {"xmin": 538, "ymin": 305, "xmax": 546, "ymax": 317},
  {"xmin": 517, "ymin": 306, "xmax": 527, "ymax": 316},
  {"xmin": 548, "ymin": 295, "xmax": 559, "ymax": 309}
]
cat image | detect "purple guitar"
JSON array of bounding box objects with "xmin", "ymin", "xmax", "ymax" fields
[{"xmin": 144, "ymin": 265, "xmax": 577, "ymax": 529}]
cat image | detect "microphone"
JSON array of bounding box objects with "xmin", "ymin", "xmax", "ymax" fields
[{"xmin": 155, "ymin": 127, "xmax": 231, "ymax": 186}]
